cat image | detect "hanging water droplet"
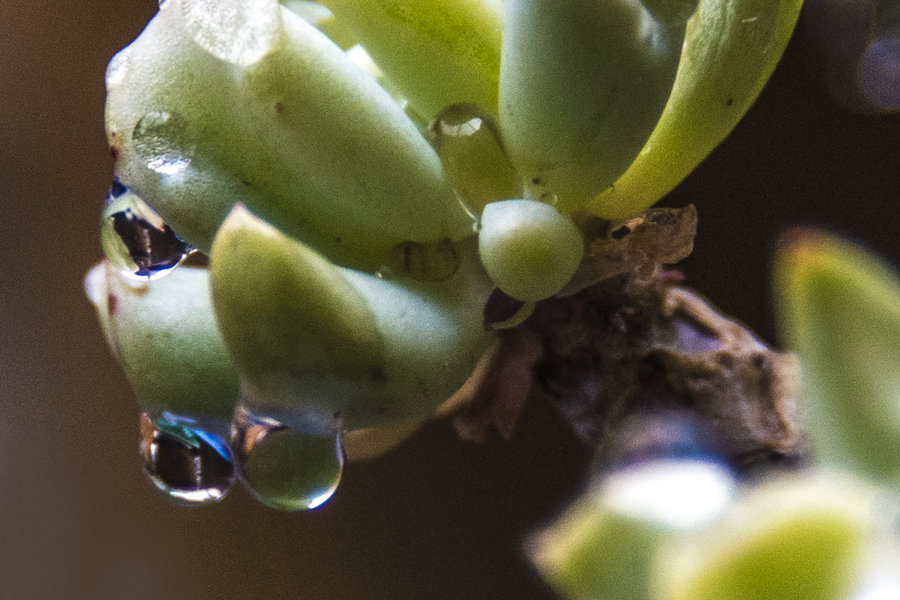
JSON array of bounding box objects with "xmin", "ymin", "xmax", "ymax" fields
[
  {"xmin": 388, "ymin": 239, "xmax": 460, "ymax": 282},
  {"xmin": 132, "ymin": 110, "xmax": 195, "ymax": 175},
  {"xmin": 100, "ymin": 180, "xmax": 193, "ymax": 281},
  {"xmin": 232, "ymin": 406, "xmax": 344, "ymax": 511},
  {"xmin": 427, "ymin": 103, "xmax": 520, "ymax": 216},
  {"xmin": 139, "ymin": 413, "xmax": 235, "ymax": 506},
  {"xmin": 181, "ymin": 0, "xmax": 281, "ymax": 66}
]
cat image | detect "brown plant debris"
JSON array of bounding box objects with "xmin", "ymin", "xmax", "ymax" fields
[
  {"xmin": 449, "ymin": 205, "xmax": 805, "ymax": 471},
  {"xmin": 449, "ymin": 329, "xmax": 543, "ymax": 442},
  {"xmin": 561, "ymin": 205, "xmax": 698, "ymax": 296},
  {"xmin": 530, "ymin": 277, "xmax": 804, "ymax": 470}
]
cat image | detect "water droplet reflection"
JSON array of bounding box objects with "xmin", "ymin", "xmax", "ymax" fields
[
  {"xmin": 100, "ymin": 180, "xmax": 193, "ymax": 280},
  {"xmin": 428, "ymin": 103, "xmax": 520, "ymax": 216},
  {"xmin": 232, "ymin": 407, "xmax": 344, "ymax": 511},
  {"xmin": 139, "ymin": 413, "xmax": 235, "ymax": 506},
  {"xmin": 181, "ymin": 0, "xmax": 281, "ymax": 66},
  {"xmin": 132, "ymin": 110, "xmax": 195, "ymax": 175},
  {"xmin": 388, "ymin": 239, "xmax": 460, "ymax": 282}
]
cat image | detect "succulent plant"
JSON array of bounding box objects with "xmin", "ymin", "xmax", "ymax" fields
[
  {"xmin": 87, "ymin": 1, "xmax": 900, "ymax": 597},
  {"xmin": 87, "ymin": 0, "xmax": 806, "ymax": 513}
]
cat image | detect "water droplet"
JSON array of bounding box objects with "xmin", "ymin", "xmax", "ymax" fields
[
  {"xmin": 232, "ymin": 406, "xmax": 344, "ymax": 511},
  {"xmin": 427, "ymin": 103, "xmax": 520, "ymax": 216},
  {"xmin": 100, "ymin": 180, "xmax": 193, "ymax": 281},
  {"xmin": 181, "ymin": 0, "xmax": 281, "ymax": 66},
  {"xmin": 132, "ymin": 110, "xmax": 195, "ymax": 175},
  {"xmin": 105, "ymin": 48, "xmax": 130, "ymax": 89},
  {"xmin": 388, "ymin": 239, "xmax": 460, "ymax": 282},
  {"xmin": 139, "ymin": 413, "xmax": 235, "ymax": 506}
]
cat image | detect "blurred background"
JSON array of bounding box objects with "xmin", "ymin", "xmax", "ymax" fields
[{"xmin": 1, "ymin": 2, "xmax": 898, "ymax": 598}]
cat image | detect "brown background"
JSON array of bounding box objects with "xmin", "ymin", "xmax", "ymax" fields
[{"xmin": 1, "ymin": 2, "xmax": 899, "ymax": 599}]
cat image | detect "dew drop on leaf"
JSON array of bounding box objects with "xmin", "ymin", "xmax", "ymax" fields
[
  {"xmin": 181, "ymin": 0, "xmax": 281, "ymax": 66},
  {"xmin": 387, "ymin": 239, "xmax": 460, "ymax": 282},
  {"xmin": 232, "ymin": 406, "xmax": 344, "ymax": 511},
  {"xmin": 139, "ymin": 412, "xmax": 236, "ymax": 507},
  {"xmin": 427, "ymin": 103, "xmax": 520, "ymax": 216},
  {"xmin": 131, "ymin": 110, "xmax": 195, "ymax": 176},
  {"xmin": 100, "ymin": 180, "xmax": 193, "ymax": 281}
]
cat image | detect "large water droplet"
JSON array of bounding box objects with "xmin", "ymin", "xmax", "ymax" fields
[
  {"xmin": 427, "ymin": 103, "xmax": 520, "ymax": 216},
  {"xmin": 181, "ymin": 0, "xmax": 281, "ymax": 66},
  {"xmin": 132, "ymin": 111, "xmax": 195, "ymax": 176},
  {"xmin": 232, "ymin": 406, "xmax": 344, "ymax": 511},
  {"xmin": 388, "ymin": 239, "xmax": 460, "ymax": 282},
  {"xmin": 139, "ymin": 412, "xmax": 235, "ymax": 506},
  {"xmin": 100, "ymin": 180, "xmax": 192, "ymax": 281}
]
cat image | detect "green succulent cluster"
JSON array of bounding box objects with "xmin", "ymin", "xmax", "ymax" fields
[{"xmin": 88, "ymin": 0, "xmax": 803, "ymax": 510}]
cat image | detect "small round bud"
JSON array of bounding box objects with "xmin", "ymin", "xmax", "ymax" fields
[{"xmin": 478, "ymin": 199, "xmax": 583, "ymax": 301}]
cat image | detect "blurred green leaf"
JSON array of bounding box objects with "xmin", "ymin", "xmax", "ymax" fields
[
  {"xmin": 775, "ymin": 230, "xmax": 900, "ymax": 485},
  {"xmin": 654, "ymin": 473, "xmax": 869, "ymax": 600},
  {"xmin": 531, "ymin": 493, "xmax": 661, "ymax": 600}
]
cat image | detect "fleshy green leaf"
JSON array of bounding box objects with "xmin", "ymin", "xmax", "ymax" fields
[
  {"xmin": 106, "ymin": 0, "xmax": 470, "ymax": 270},
  {"xmin": 500, "ymin": 0, "xmax": 696, "ymax": 210},
  {"xmin": 586, "ymin": 0, "xmax": 804, "ymax": 218},
  {"xmin": 774, "ymin": 230, "xmax": 900, "ymax": 485},
  {"xmin": 85, "ymin": 261, "xmax": 239, "ymax": 422},
  {"xmin": 654, "ymin": 473, "xmax": 870, "ymax": 600},
  {"xmin": 532, "ymin": 496, "xmax": 661, "ymax": 600},
  {"xmin": 210, "ymin": 206, "xmax": 492, "ymax": 431},
  {"xmin": 532, "ymin": 459, "xmax": 735, "ymax": 600},
  {"xmin": 319, "ymin": 0, "xmax": 504, "ymax": 119}
]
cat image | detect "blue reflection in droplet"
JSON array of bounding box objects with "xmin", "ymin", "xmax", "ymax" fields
[
  {"xmin": 101, "ymin": 180, "xmax": 193, "ymax": 281},
  {"xmin": 139, "ymin": 412, "xmax": 235, "ymax": 507}
]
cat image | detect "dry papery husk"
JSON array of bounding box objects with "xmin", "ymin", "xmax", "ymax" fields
[{"xmin": 450, "ymin": 206, "xmax": 806, "ymax": 472}]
